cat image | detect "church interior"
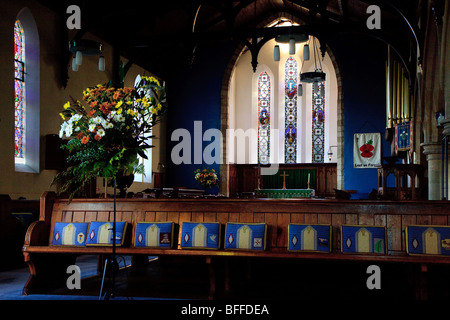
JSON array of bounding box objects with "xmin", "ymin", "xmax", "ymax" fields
[{"xmin": 0, "ymin": 0, "xmax": 450, "ymax": 307}]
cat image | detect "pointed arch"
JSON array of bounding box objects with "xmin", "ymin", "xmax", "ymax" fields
[
  {"xmin": 284, "ymin": 56, "xmax": 298, "ymax": 163},
  {"xmin": 14, "ymin": 7, "xmax": 40, "ymax": 173}
]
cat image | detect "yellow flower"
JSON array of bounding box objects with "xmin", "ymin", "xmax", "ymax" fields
[
  {"xmin": 59, "ymin": 113, "xmax": 65, "ymax": 120},
  {"xmin": 126, "ymin": 101, "xmax": 133, "ymax": 105},
  {"xmin": 63, "ymin": 101, "xmax": 70, "ymax": 110},
  {"xmin": 117, "ymin": 108, "xmax": 123, "ymax": 114},
  {"xmin": 150, "ymin": 107, "xmax": 156, "ymax": 114},
  {"xmin": 127, "ymin": 109, "xmax": 137, "ymax": 116},
  {"xmin": 116, "ymin": 100, "xmax": 123, "ymax": 108}
]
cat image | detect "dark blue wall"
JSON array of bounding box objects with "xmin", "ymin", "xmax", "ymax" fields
[
  {"xmin": 165, "ymin": 41, "xmax": 237, "ymax": 192},
  {"xmin": 329, "ymin": 35, "xmax": 390, "ymax": 199}
]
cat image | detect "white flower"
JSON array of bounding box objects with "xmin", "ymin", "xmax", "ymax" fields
[
  {"xmin": 102, "ymin": 121, "xmax": 113, "ymax": 129},
  {"xmin": 69, "ymin": 114, "xmax": 82, "ymax": 123},
  {"xmin": 59, "ymin": 128, "xmax": 64, "ymax": 138},
  {"xmin": 88, "ymin": 124, "xmax": 96, "ymax": 132},
  {"xmin": 60, "ymin": 121, "xmax": 68, "ymax": 130},
  {"xmin": 97, "ymin": 128, "xmax": 105, "ymax": 137},
  {"xmin": 115, "ymin": 114, "xmax": 125, "ymax": 122},
  {"xmin": 65, "ymin": 125, "xmax": 73, "ymax": 137},
  {"xmin": 91, "ymin": 116, "xmax": 102, "ymax": 124},
  {"xmin": 108, "ymin": 111, "xmax": 116, "ymax": 120}
]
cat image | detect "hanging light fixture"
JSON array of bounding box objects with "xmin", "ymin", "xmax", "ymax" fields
[
  {"xmin": 98, "ymin": 55, "xmax": 105, "ymax": 71},
  {"xmin": 289, "ymin": 37, "xmax": 296, "ymax": 55},
  {"xmin": 72, "ymin": 57, "xmax": 78, "ymax": 71},
  {"xmin": 273, "ymin": 33, "xmax": 308, "ymax": 61},
  {"xmin": 300, "ymin": 37, "xmax": 326, "ymax": 83},
  {"xmin": 75, "ymin": 50, "xmax": 83, "ymax": 66},
  {"xmin": 274, "ymin": 44, "xmax": 280, "ymax": 61},
  {"xmin": 303, "ymin": 42, "xmax": 310, "ymax": 60},
  {"xmin": 69, "ymin": 39, "xmax": 104, "ymax": 72}
]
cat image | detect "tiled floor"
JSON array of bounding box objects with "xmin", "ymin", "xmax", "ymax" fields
[{"xmin": 0, "ymin": 255, "xmax": 107, "ymax": 300}]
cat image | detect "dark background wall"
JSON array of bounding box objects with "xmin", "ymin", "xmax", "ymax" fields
[
  {"xmin": 164, "ymin": 41, "xmax": 237, "ymax": 192},
  {"xmin": 329, "ymin": 34, "xmax": 391, "ymax": 199}
]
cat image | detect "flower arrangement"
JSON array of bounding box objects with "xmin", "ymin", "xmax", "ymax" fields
[
  {"xmin": 194, "ymin": 168, "xmax": 219, "ymax": 189},
  {"xmin": 52, "ymin": 76, "xmax": 167, "ymax": 202}
]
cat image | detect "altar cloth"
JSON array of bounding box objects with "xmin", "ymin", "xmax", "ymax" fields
[{"xmin": 255, "ymin": 189, "xmax": 315, "ymax": 198}]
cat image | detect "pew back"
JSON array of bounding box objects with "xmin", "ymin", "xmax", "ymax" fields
[{"xmin": 42, "ymin": 193, "xmax": 450, "ymax": 255}]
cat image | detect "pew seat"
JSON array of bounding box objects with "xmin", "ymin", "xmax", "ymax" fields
[{"xmin": 22, "ymin": 191, "xmax": 450, "ymax": 299}]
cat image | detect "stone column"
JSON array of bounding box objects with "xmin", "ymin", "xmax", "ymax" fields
[{"xmin": 421, "ymin": 143, "xmax": 443, "ymax": 200}]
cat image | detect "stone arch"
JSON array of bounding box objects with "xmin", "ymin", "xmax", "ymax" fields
[{"xmin": 219, "ymin": 13, "xmax": 344, "ymax": 196}]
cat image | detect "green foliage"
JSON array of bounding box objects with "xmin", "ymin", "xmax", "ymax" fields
[{"xmin": 52, "ymin": 76, "xmax": 167, "ymax": 202}]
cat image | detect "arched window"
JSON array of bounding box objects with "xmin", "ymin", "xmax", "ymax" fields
[
  {"xmin": 284, "ymin": 56, "xmax": 298, "ymax": 163},
  {"xmin": 312, "ymin": 81, "xmax": 325, "ymax": 162},
  {"xmin": 14, "ymin": 8, "xmax": 40, "ymax": 173},
  {"xmin": 257, "ymin": 71, "xmax": 271, "ymax": 164},
  {"xmin": 133, "ymin": 74, "xmax": 152, "ymax": 183},
  {"xmin": 14, "ymin": 19, "xmax": 25, "ymax": 163}
]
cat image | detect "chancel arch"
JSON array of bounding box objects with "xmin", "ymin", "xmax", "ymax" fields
[{"xmin": 223, "ymin": 18, "xmax": 342, "ymax": 196}]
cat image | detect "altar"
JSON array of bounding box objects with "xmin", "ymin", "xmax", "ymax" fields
[
  {"xmin": 255, "ymin": 170, "xmax": 315, "ymax": 198},
  {"xmin": 255, "ymin": 188, "xmax": 315, "ymax": 198}
]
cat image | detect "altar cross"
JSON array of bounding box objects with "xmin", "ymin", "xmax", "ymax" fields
[{"xmin": 280, "ymin": 171, "xmax": 289, "ymax": 190}]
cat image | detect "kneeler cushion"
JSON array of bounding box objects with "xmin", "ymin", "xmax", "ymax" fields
[
  {"xmin": 288, "ymin": 224, "xmax": 331, "ymax": 253},
  {"xmin": 52, "ymin": 222, "xmax": 89, "ymax": 246},
  {"xmin": 85, "ymin": 221, "xmax": 127, "ymax": 246},
  {"xmin": 224, "ymin": 223, "xmax": 267, "ymax": 251},
  {"xmin": 406, "ymin": 225, "xmax": 450, "ymax": 256},
  {"xmin": 180, "ymin": 222, "xmax": 221, "ymax": 249},
  {"xmin": 341, "ymin": 225, "xmax": 386, "ymax": 254},
  {"xmin": 134, "ymin": 222, "xmax": 175, "ymax": 248}
]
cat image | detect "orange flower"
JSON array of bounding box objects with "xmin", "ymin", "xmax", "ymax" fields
[
  {"xmin": 113, "ymin": 91, "xmax": 122, "ymax": 100},
  {"xmin": 99, "ymin": 102, "xmax": 111, "ymax": 115},
  {"xmin": 123, "ymin": 87, "xmax": 133, "ymax": 94},
  {"xmin": 81, "ymin": 136, "xmax": 90, "ymax": 144},
  {"xmin": 90, "ymin": 100, "xmax": 98, "ymax": 107},
  {"xmin": 94, "ymin": 134, "xmax": 102, "ymax": 141},
  {"xmin": 76, "ymin": 132, "xmax": 84, "ymax": 139},
  {"xmin": 88, "ymin": 110, "xmax": 96, "ymax": 117}
]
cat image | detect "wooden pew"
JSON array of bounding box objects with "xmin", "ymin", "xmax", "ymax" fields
[
  {"xmin": 22, "ymin": 191, "xmax": 450, "ymax": 299},
  {"xmin": 0, "ymin": 195, "xmax": 39, "ymax": 271}
]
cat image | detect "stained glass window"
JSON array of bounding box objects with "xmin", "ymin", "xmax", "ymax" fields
[
  {"xmin": 14, "ymin": 19, "xmax": 25, "ymax": 162},
  {"xmin": 284, "ymin": 57, "xmax": 298, "ymax": 163},
  {"xmin": 257, "ymin": 72, "xmax": 270, "ymax": 164},
  {"xmin": 312, "ymin": 81, "xmax": 325, "ymax": 162}
]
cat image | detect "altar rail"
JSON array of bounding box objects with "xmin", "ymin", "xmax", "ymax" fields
[{"xmin": 22, "ymin": 192, "xmax": 450, "ymax": 298}]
